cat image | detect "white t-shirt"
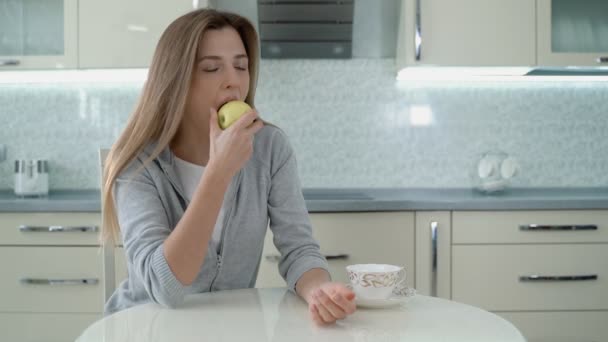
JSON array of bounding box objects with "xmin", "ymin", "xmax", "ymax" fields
[{"xmin": 173, "ymin": 156, "xmax": 224, "ymax": 252}]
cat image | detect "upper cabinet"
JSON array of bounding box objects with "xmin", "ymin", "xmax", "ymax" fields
[
  {"xmin": 78, "ymin": 0, "xmax": 208, "ymax": 69},
  {"xmin": 0, "ymin": 0, "xmax": 78, "ymax": 70},
  {"xmin": 397, "ymin": 0, "xmax": 536, "ymax": 68},
  {"xmin": 537, "ymin": 0, "xmax": 608, "ymax": 67}
]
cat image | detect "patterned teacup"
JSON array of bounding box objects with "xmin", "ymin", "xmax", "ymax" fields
[{"xmin": 346, "ymin": 264, "xmax": 405, "ymax": 300}]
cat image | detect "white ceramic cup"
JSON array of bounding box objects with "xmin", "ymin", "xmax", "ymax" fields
[{"xmin": 346, "ymin": 264, "xmax": 406, "ymax": 300}]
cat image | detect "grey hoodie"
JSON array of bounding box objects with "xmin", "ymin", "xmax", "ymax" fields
[{"xmin": 104, "ymin": 125, "xmax": 329, "ymax": 315}]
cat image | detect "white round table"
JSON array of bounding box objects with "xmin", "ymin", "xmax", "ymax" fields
[{"xmin": 77, "ymin": 288, "xmax": 524, "ymax": 342}]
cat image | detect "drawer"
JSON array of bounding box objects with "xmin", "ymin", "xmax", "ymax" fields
[
  {"xmin": 497, "ymin": 311, "xmax": 608, "ymax": 342},
  {"xmin": 453, "ymin": 210, "xmax": 608, "ymax": 244},
  {"xmin": 0, "ymin": 213, "xmax": 101, "ymax": 245},
  {"xmin": 0, "ymin": 247, "xmax": 104, "ymax": 313},
  {"xmin": 0, "ymin": 312, "xmax": 100, "ymax": 342},
  {"xmin": 256, "ymin": 212, "xmax": 415, "ymax": 288},
  {"xmin": 453, "ymin": 244, "xmax": 608, "ymax": 311}
]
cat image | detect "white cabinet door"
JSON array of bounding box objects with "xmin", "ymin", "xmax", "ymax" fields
[
  {"xmin": 0, "ymin": 212, "xmax": 101, "ymax": 246},
  {"xmin": 497, "ymin": 311, "xmax": 608, "ymax": 342},
  {"xmin": 397, "ymin": 0, "xmax": 535, "ymax": 67},
  {"xmin": 256, "ymin": 212, "xmax": 415, "ymax": 288},
  {"xmin": 452, "ymin": 244, "xmax": 608, "ymax": 311},
  {"xmin": 0, "ymin": 312, "xmax": 100, "ymax": 342},
  {"xmin": 0, "ymin": 247, "xmax": 103, "ymax": 313},
  {"xmin": 0, "ymin": 0, "xmax": 77, "ymax": 70},
  {"xmin": 78, "ymin": 0, "xmax": 208, "ymax": 69},
  {"xmin": 537, "ymin": 0, "xmax": 608, "ymax": 66},
  {"xmin": 414, "ymin": 211, "xmax": 451, "ymax": 299}
]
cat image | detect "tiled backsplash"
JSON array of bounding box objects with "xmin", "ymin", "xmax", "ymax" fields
[{"xmin": 1, "ymin": 59, "xmax": 607, "ymax": 190}]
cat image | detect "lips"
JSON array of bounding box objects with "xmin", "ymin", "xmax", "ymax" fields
[{"xmin": 217, "ymin": 95, "xmax": 240, "ymax": 109}]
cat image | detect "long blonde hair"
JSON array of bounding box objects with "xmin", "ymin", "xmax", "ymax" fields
[{"xmin": 101, "ymin": 9, "xmax": 259, "ymax": 244}]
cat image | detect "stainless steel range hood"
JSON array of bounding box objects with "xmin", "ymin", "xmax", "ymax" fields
[
  {"xmin": 257, "ymin": 0, "xmax": 354, "ymax": 59},
  {"xmin": 210, "ymin": 0, "xmax": 400, "ymax": 59}
]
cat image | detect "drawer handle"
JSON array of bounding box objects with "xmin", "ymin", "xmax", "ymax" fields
[
  {"xmin": 519, "ymin": 274, "xmax": 598, "ymax": 282},
  {"xmin": 19, "ymin": 225, "xmax": 99, "ymax": 233},
  {"xmin": 414, "ymin": 0, "xmax": 422, "ymax": 61},
  {"xmin": 0, "ymin": 59, "xmax": 20, "ymax": 66},
  {"xmin": 430, "ymin": 221, "xmax": 438, "ymax": 297},
  {"xmin": 519, "ymin": 224, "xmax": 597, "ymax": 231},
  {"xmin": 265, "ymin": 254, "xmax": 349, "ymax": 263},
  {"xmin": 20, "ymin": 278, "xmax": 99, "ymax": 286}
]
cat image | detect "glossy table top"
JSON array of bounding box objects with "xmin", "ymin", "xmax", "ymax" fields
[{"xmin": 77, "ymin": 288, "xmax": 525, "ymax": 342}]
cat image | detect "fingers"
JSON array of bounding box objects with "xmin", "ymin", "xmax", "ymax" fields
[
  {"xmin": 230, "ymin": 110, "xmax": 259, "ymax": 131},
  {"xmin": 208, "ymin": 107, "xmax": 221, "ymax": 137},
  {"xmin": 310, "ymin": 304, "xmax": 326, "ymax": 325},
  {"xmin": 313, "ymin": 301, "xmax": 335, "ymax": 324},
  {"xmin": 314, "ymin": 289, "xmax": 347, "ymax": 321},
  {"xmin": 246, "ymin": 117, "xmax": 265, "ymax": 135},
  {"xmin": 328, "ymin": 288, "xmax": 357, "ymax": 315}
]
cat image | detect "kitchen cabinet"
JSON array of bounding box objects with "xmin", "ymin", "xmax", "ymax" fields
[
  {"xmin": 78, "ymin": 0, "xmax": 208, "ymax": 69},
  {"xmin": 0, "ymin": 212, "xmax": 103, "ymax": 342},
  {"xmin": 414, "ymin": 211, "xmax": 451, "ymax": 299},
  {"xmin": 396, "ymin": 0, "xmax": 536, "ymax": 68},
  {"xmin": 0, "ymin": 0, "xmax": 78, "ymax": 70},
  {"xmin": 537, "ymin": 0, "xmax": 608, "ymax": 67},
  {"xmin": 255, "ymin": 212, "xmax": 415, "ymax": 288},
  {"xmin": 112, "ymin": 212, "xmax": 416, "ymax": 292},
  {"xmin": 451, "ymin": 210, "xmax": 608, "ymax": 342}
]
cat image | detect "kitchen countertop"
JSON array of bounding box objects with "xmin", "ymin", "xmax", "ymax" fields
[{"xmin": 2, "ymin": 187, "xmax": 608, "ymax": 212}]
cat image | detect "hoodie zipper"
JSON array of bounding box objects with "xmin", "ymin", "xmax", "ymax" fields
[{"xmin": 209, "ymin": 170, "xmax": 243, "ymax": 291}]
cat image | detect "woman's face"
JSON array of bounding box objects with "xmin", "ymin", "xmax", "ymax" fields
[{"xmin": 185, "ymin": 26, "xmax": 250, "ymax": 132}]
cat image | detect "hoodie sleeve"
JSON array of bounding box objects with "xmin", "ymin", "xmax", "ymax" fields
[
  {"xmin": 113, "ymin": 158, "xmax": 187, "ymax": 308},
  {"xmin": 266, "ymin": 129, "xmax": 330, "ymax": 291}
]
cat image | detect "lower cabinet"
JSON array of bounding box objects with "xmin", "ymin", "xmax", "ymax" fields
[
  {"xmin": 451, "ymin": 210, "xmax": 608, "ymax": 342},
  {"xmin": 256, "ymin": 212, "xmax": 415, "ymax": 288},
  {"xmin": 0, "ymin": 212, "xmax": 102, "ymax": 342},
  {"xmin": 7, "ymin": 209, "xmax": 606, "ymax": 341},
  {"xmin": 0, "ymin": 313, "xmax": 100, "ymax": 342},
  {"xmin": 496, "ymin": 311, "xmax": 608, "ymax": 342}
]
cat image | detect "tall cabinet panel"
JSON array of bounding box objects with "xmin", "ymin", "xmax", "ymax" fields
[
  {"xmin": 397, "ymin": 0, "xmax": 535, "ymax": 68},
  {"xmin": 78, "ymin": 0, "xmax": 208, "ymax": 69}
]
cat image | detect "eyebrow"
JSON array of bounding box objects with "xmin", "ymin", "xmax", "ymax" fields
[{"xmin": 197, "ymin": 54, "xmax": 248, "ymax": 63}]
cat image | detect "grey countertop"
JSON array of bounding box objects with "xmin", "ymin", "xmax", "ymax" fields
[{"xmin": 2, "ymin": 187, "xmax": 608, "ymax": 212}]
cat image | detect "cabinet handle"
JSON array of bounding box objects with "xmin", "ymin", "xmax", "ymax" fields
[
  {"xmin": 597, "ymin": 57, "xmax": 608, "ymax": 64},
  {"xmin": 324, "ymin": 254, "xmax": 349, "ymax": 260},
  {"xmin": 265, "ymin": 255, "xmax": 281, "ymax": 262},
  {"xmin": 0, "ymin": 59, "xmax": 20, "ymax": 66},
  {"xmin": 430, "ymin": 221, "xmax": 438, "ymax": 297},
  {"xmin": 20, "ymin": 278, "xmax": 99, "ymax": 286},
  {"xmin": 414, "ymin": 0, "xmax": 422, "ymax": 61},
  {"xmin": 519, "ymin": 274, "xmax": 597, "ymax": 282},
  {"xmin": 265, "ymin": 253, "xmax": 349, "ymax": 263},
  {"xmin": 19, "ymin": 225, "xmax": 99, "ymax": 233},
  {"xmin": 519, "ymin": 224, "xmax": 597, "ymax": 231}
]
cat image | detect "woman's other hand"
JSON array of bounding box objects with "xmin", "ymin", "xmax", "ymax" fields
[{"xmin": 308, "ymin": 282, "xmax": 357, "ymax": 325}]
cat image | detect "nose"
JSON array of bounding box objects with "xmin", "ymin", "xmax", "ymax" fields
[{"xmin": 222, "ymin": 65, "xmax": 240, "ymax": 90}]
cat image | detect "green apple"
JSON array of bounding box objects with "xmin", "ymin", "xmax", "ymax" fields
[{"xmin": 218, "ymin": 100, "xmax": 252, "ymax": 129}]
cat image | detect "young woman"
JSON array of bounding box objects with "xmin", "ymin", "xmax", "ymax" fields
[{"xmin": 101, "ymin": 8, "xmax": 356, "ymax": 325}]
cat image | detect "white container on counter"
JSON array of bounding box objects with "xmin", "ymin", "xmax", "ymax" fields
[{"xmin": 14, "ymin": 160, "xmax": 49, "ymax": 197}]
